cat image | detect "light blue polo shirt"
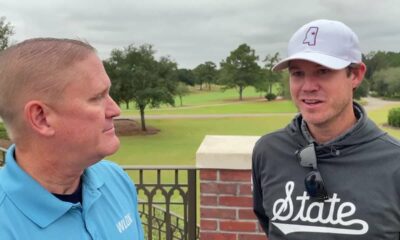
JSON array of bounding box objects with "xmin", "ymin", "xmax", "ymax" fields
[{"xmin": 0, "ymin": 145, "xmax": 144, "ymax": 240}]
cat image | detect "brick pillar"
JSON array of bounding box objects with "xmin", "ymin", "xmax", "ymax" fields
[{"xmin": 196, "ymin": 135, "xmax": 266, "ymax": 240}]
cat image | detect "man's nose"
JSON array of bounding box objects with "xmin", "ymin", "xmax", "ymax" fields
[
  {"xmin": 301, "ymin": 76, "xmax": 319, "ymax": 92},
  {"xmin": 106, "ymin": 95, "xmax": 121, "ymax": 118}
]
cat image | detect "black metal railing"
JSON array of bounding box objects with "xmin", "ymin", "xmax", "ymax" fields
[{"xmin": 122, "ymin": 165, "xmax": 198, "ymax": 240}]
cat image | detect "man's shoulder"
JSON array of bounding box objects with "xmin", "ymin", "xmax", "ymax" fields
[
  {"xmin": 255, "ymin": 128, "xmax": 289, "ymax": 147},
  {"xmin": 378, "ymin": 133, "xmax": 400, "ymax": 149},
  {"xmin": 260, "ymin": 128, "xmax": 287, "ymax": 139}
]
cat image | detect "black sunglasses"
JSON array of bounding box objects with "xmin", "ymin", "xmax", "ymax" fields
[{"xmin": 296, "ymin": 143, "xmax": 329, "ymax": 201}]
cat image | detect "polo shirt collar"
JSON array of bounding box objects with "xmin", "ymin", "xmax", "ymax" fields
[
  {"xmin": 83, "ymin": 163, "xmax": 104, "ymax": 190},
  {"xmin": 81, "ymin": 161, "xmax": 105, "ymax": 211}
]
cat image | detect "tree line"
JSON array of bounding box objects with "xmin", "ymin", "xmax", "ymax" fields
[
  {"xmin": 104, "ymin": 45, "xmax": 400, "ymax": 131},
  {"xmin": 2, "ymin": 16, "xmax": 400, "ymax": 131},
  {"xmin": 363, "ymin": 52, "xmax": 400, "ymax": 99},
  {"xmin": 103, "ymin": 43, "xmax": 285, "ymax": 131}
]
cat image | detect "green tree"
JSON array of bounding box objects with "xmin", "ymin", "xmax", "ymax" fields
[
  {"xmin": 255, "ymin": 52, "xmax": 282, "ymax": 100},
  {"xmin": 0, "ymin": 16, "xmax": 14, "ymax": 51},
  {"xmin": 364, "ymin": 51, "xmax": 389, "ymax": 82},
  {"xmin": 364, "ymin": 51, "xmax": 400, "ymax": 92},
  {"xmin": 105, "ymin": 44, "xmax": 178, "ymax": 131},
  {"xmin": 104, "ymin": 49, "xmax": 134, "ymax": 108},
  {"xmin": 175, "ymin": 82, "xmax": 190, "ymax": 106},
  {"xmin": 177, "ymin": 68, "xmax": 196, "ymax": 86},
  {"xmin": 372, "ymin": 67, "xmax": 400, "ymax": 98},
  {"xmin": 279, "ymin": 71, "xmax": 291, "ymax": 99},
  {"xmin": 263, "ymin": 53, "xmax": 281, "ymax": 94},
  {"xmin": 103, "ymin": 60, "xmax": 120, "ymax": 105},
  {"xmin": 193, "ymin": 61, "xmax": 217, "ymax": 90},
  {"xmin": 219, "ymin": 44, "xmax": 261, "ymax": 100}
]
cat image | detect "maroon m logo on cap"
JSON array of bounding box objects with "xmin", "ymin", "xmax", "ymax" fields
[{"xmin": 303, "ymin": 27, "xmax": 318, "ymax": 46}]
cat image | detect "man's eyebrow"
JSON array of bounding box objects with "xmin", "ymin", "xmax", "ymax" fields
[{"xmin": 93, "ymin": 86, "xmax": 109, "ymax": 97}]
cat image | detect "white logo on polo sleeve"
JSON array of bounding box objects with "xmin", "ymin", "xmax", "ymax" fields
[
  {"xmin": 303, "ymin": 27, "xmax": 319, "ymax": 46},
  {"xmin": 271, "ymin": 181, "xmax": 369, "ymax": 235},
  {"xmin": 116, "ymin": 213, "xmax": 133, "ymax": 233}
]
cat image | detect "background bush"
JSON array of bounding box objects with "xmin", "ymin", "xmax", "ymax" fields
[
  {"xmin": 265, "ymin": 93, "xmax": 277, "ymax": 101},
  {"xmin": 388, "ymin": 107, "xmax": 400, "ymax": 127}
]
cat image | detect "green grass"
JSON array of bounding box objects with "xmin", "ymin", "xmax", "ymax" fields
[
  {"xmin": 177, "ymin": 86, "xmax": 264, "ymax": 105},
  {"xmin": 140, "ymin": 100, "xmax": 296, "ymax": 115},
  {"xmin": 109, "ymin": 115, "xmax": 294, "ymax": 165},
  {"xmin": 120, "ymin": 86, "xmax": 265, "ymax": 110}
]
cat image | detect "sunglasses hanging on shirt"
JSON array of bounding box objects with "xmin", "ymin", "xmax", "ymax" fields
[{"xmin": 295, "ymin": 143, "xmax": 329, "ymax": 201}]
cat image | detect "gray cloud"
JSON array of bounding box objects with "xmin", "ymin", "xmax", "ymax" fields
[{"xmin": 1, "ymin": 0, "xmax": 400, "ymax": 68}]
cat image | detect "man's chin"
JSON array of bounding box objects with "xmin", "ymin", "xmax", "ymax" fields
[
  {"xmin": 301, "ymin": 111, "xmax": 323, "ymax": 123},
  {"xmin": 109, "ymin": 138, "xmax": 121, "ymax": 153},
  {"xmin": 102, "ymin": 138, "xmax": 121, "ymax": 157}
]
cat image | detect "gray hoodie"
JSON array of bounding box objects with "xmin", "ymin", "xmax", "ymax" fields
[{"xmin": 252, "ymin": 102, "xmax": 400, "ymax": 239}]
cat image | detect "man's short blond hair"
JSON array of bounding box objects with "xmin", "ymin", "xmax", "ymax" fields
[{"xmin": 0, "ymin": 38, "xmax": 96, "ymax": 140}]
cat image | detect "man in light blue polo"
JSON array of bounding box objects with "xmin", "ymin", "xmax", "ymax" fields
[{"xmin": 0, "ymin": 38, "xmax": 144, "ymax": 239}]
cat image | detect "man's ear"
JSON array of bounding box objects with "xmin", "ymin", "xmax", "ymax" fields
[
  {"xmin": 351, "ymin": 63, "xmax": 367, "ymax": 89},
  {"xmin": 24, "ymin": 101, "xmax": 55, "ymax": 137}
]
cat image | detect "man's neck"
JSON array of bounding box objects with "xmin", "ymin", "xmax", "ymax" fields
[
  {"xmin": 308, "ymin": 120, "xmax": 356, "ymax": 144},
  {"xmin": 14, "ymin": 146, "xmax": 83, "ymax": 195}
]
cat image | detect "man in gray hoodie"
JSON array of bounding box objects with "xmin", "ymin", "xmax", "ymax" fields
[{"xmin": 252, "ymin": 19, "xmax": 400, "ymax": 239}]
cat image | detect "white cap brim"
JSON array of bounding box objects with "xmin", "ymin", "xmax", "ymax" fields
[{"xmin": 272, "ymin": 52, "xmax": 351, "ymax": 71}]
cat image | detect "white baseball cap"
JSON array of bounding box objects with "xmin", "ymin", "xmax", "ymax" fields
[{"xmin": 273, "ymin": 19, "xmax": 362, "ymax": 71}]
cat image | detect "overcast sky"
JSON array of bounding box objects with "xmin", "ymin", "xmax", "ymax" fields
[{"xmin": 1, "ymin": 0, "xmax": 400, "ymax": 68}]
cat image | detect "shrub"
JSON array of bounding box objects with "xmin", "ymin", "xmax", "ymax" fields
[
  {"xmin": 388, "ymin": 107, "xmax": 400, "ymax": 127},
  {"xmin": 265, "ymin": 93, "xmax": 277, "ymax": 101}
]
